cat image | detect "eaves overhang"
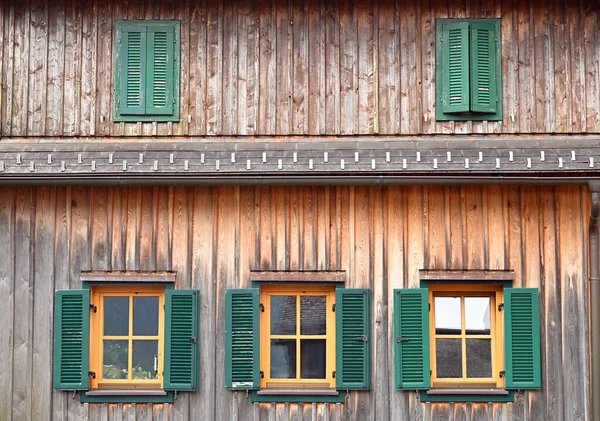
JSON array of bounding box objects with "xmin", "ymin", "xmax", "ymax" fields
[{"xmin": 0, "ymin": 135, "xmax": 600, "ymax": 186}]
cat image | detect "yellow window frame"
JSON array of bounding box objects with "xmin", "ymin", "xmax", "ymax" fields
[
  {"xmin": 90, "ymin": 286, "xmax": 165, "ymax": 389},
  {"xmin": 259, "ymin": 285, "xmax": 336, "ymax": 389},
  {"xmin": 429, "ymin": 283, "xmax": 504, "ymax": 389}
]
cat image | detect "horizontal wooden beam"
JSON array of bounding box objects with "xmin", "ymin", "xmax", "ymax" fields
[
  {"xmin": 80, "ymin": 271, "xmax": 177, "ymax": 283},
  {"xmin": 250, "ymin": 271, "xmax": 347, "ymax": 283},
  {"xmin": 419, "ymin": 269, "xmax": 515, "ymax": 281}
]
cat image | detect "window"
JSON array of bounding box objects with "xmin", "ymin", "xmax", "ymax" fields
[
  {"xmin": 394, "ymin": 271, "xmax": 541, "ymax": 401},
  {"xmin": 114, "ymin": 20, "xmax": 180, "ymax": 122},
  {"xmin": 224, "ymin": 272, "xmax": 370, "ymax": 401},
  {"xmin": 53, "ymin": 272, "xmax": 198, "ymax": 402},
  {"xmin": 435, "ymin": 19, "xmax": 502, "ymax": 121}
]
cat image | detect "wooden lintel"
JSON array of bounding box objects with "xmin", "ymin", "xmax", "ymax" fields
[
  {"xmin": 250, "ymin": 271, "xmax": 347, "ymax": 283},
  {"xmin": 80, "ymin": 271, "xmax": 177, "ymax": 283},
  {"xmin": 419, "ymin": 269, "xmax": 515, "ymax": 281}
]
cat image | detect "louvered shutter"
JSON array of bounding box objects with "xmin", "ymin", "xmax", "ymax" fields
[
  {"xmin": 225, "ymin": 288, "xmax": 260, "ymax": 390},
  {"xmin": 470, "ymin": 22, "xmax": 498, "ymax": 113},
  {"xmin": 394, "ymin": 288, "xmax": 430, "ymax": 390},
  {"xmin": 53, "ymin": 290, "xmax": 90, "ymax": 390},
  {"xmin": 504, "ymin": 288, "xmax": 541, "ymax": 389},
  {"xmin": 441, "ymin": 22, "xmax": 470, "ymax": 113},
  {"xmin": 119, "ymin": 26, "xmax": 147, "ymax": 115},
  {"xmin": 336, "ymin": 289, "xmax": 371, "ymax": 390},
  {"xmin": 164, "ymin": 290, "xmax": 199, "ymax": 391},
  {"xmin": 145, "ymin": 26, "xmax": 175, "ymax": 115}
]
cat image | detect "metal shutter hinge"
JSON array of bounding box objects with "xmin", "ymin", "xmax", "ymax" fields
[
  {"xmin": 88, "ymin": 371, "xmax": 96, "ymax": 379},
  {"xmin": 498, "ymin": 303, "xmax": 504, "ymax": 311},
  {"xmin": 259, "ymin": 303, "xmax": 265, "ymax": 312},
  {"xmin": 499, "ymin": 370, "xmax": 506, "ymax": 378},
  {"xmin": 89, "ymin": 304, "xmax": 97, "ymax": 313},
  {"xmin": 396, "ymin": 337, "xmax": 410, "ymax": 343},
  {"xmin": 332, "ymin": 304, "xmax": 336, "ymax": 312}
]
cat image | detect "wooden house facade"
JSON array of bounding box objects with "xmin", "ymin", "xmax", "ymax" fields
[{"xmin": 0, "ymin": 0, "xmax": 599, "ymax": 420}]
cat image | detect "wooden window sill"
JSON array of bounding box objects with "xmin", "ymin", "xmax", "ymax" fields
[
  {"xmin": 257, "ymin": 389, "xmax": 339, "ymax": 396},
  {"xmin": 426, "ymin": 389, "xmax": 508, "ymax": 396},
  {"xmin": 86, "ymin": 390, "xmax": 167, "ymax": 396}
]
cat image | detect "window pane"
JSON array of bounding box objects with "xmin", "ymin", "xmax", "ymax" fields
[
  {"xmin": 300, "ymin": 339, "xmax": 326, "ymax": 379},
  {"xmin": 436, "ymin": 338, "xmax": 462, "ymax": 378},
  {"xmin": 300, "ymin": 296, "xmax": 327, "ymax": 335},
  {"xmin": 271, "ymin": 296, "xmax": 296, "ymax": 335},
  {"xmin": 435, "ymin": 296, "xmax": 461, "ymax": 335},
  {"xmin": 133, "ymin": 296, "xmax": 159, "ymax": 336},
  {"xmin": 104, "ymin": 296, "xmax": 129, "ymax": 336},
  {"xmin": 103, "ymin": 340, "xmax": 129, "ymax": 379},
  {"xmin": 466, "ymin": 339, "xmax": 492, "ymax": 378},
  {"xmin": 132, "ymin": 340, "xmax": 159, "ymax": 380},
  {"xmin": 465, "ymin": 297, "xmax": 491, "ymax": 335},
  {"xmin": 270, "ymin": 339, "xmax": 296, "ymax": 379}
]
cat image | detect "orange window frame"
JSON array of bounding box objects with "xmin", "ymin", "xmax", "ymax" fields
[{"xmin": 89, "ymin": 286, "xmax": 165, "ymax": 389}]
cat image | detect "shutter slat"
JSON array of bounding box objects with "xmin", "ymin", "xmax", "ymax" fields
[
  {"xmin": 504, "ymin": 288, "xmax": 541, "ymax": 389},
  {"xmin": 119, "ymin": 27, "xmax": 146, "ymax": 115},
  {"xmin": 145, "ymin": 27, "xmax": 175, "ymax": 115},
  {"xmin": 164, "ymin": 290, "xmax": 199, "ymax": 391},
  {"xmin": 441, "ymin": 22, "xmax": 470, "ymax": 113},
  {"xmin": 394, "ymin": 288, "xmax": 430, "ymax": 390},
  {"xmin": 470, "ymin": 22, "xmax": 498, "ymax": 113},
  {"xmin": 53, "ymin": 290, "xmax": 90, "ymax": 390},
  {"xmin": 336, "ymin": 289, "xmax": 370, "ymax": 390},
  {"xmin": 225, "ymin": 289, "xmax": 260, "ymax": 390}
]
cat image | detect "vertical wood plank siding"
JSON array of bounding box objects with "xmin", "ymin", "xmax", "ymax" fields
[
  {"xmin": 0, "ymin": 185, "xmax": 590, "ymax": 421},
  {"xmin": 1, "ymin": 0, "xmax": 599, "ymax": 136}
]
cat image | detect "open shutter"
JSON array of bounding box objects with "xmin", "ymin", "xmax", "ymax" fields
[
  {"xmin": 225, "ymin": 288, "xmax": 260, "ymax": 390},
  {"xmin": 118, "ymin": 25, "xmax": 147, "ymax": 115},
  {"xmin": 441, "ymin": 22, "xmax": 470, "ymax": 114},
  {"xmin": 336, "ymin": 289, "xmax": 370, "ymax": 390},
  {"xmin": 145, "ymin": 26, "xmax": 175, "ymax": 115},
  {"xmin": 53, "ymin": 290, "xmax": 90, "ymax": 390},
  {"xmin": 470, "ymin": 22, "xmax": 498, "ymax": 113},
  {"xmin": 164, "ymin": 290, "xmax": 199, "ymax": 391},
  {"xmin": 394, "ymin": 288, "xmax": 430, "ymax": 390},
  {"xmin": 504, "ymin": 288, "xmax": 541, "ymax": 389}
]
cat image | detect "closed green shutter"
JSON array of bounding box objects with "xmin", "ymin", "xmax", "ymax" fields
[
  {"xmin": 470, "ymin": 22, "xmax": 498, "ymax": 113},
  {"xmin": 53, "ymin": 290, "xmax": 90, "ymax": 390},
  {"xmin": 145, "ymin": 26, "xmax": 175, "ymax": 115},
  {"xmin": 394, "ymin": 288, "xmax": 430, "ymax": 390},
  {"xmin": 119, "ymin": 26, "xmax": 147, "ymax": 115},
  {"xmin": 441, "ymin": 22, "xmax": 470, "ymax": 113},
  {"xmin": 336, "ymin": 289, "xmax": 370, "ymax": 390},
  {"xmin": 504, "ymin": 288, "xmax": 541, "ymax": 389},
  {"xmin": 225, "ymin": 288, "xmax": 260, "ymax": 390},
  {"xmin": 164, "ymin": 290, "xmax": 199, "ymax": 391}
]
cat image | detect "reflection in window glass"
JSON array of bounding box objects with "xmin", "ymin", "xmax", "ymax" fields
[
  {"xmin": 133, "ymin": 296, "xmax": 159, "ymax": 336},
  {"xmin": 103, "ymin": 340, "xmax": 129, "ymax": 379},
  {"xmin": 271, "ymin": 339, "xmax": 297, "ymax": 379},
  {"xmin": 271, "ymin": 296, "xmax": 297, "ymax": 335},
  {"xmin": 436, "ymin": 338, "xmax": 462, "ymax": 378},
  {"xmin": 104, "ymin": 297, "xmax": 129, "ymax": 336},
  {"xmin": 300, "ymin": 339, "xmax": 326, "ymax": 378},
  {"xmin": 300, "ymin": 296, "xmax": 326, "ymax": 335},
  {"xmin": 435, "ymin": 296, "xmax": 461, "ymax": 335},
  {"xmin": 465, "ymin": 297, "xmax": 491, "ymax": 335},
  {"xmin": 132, "ymin": 340, "xmax": 159, "ymax": 379},
  {"xmin": 466, "ymin": 339, "xmax": 492, "ymax": 378}
]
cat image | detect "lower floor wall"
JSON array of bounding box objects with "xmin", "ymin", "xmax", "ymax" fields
[{"xmin": 0, "ymin": 185, "xmax": 591, "ymax": 421}]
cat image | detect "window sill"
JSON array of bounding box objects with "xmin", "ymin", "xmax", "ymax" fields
[
  {"xmin": 257, "ymin": 388, "xmax": 339, "ymax": 396},
  {"xmin": 419, "ymin": 389, "xmax": 514, "ymax": 403},
  {"xmin": 251, "ymin": 390, "xmax": 344, "ymax": 404},
  {"xmin": 80, "ymin": 390, "xmax": 174, "ymax": 404}
]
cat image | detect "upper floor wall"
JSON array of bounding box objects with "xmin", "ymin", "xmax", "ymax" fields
[{"xmin": 0, "ymin": 0, "xmax": 598, "ymax": 138}]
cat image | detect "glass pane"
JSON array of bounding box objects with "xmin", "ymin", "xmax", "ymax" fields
[
  {"xmin": 465, "ymin": 297, "xmax": 491, "ymax": 335},
  {"xmin": 103, "ymin": 296, "xmax": 129, "ymax": 336},
  {"xmin": 300, "ymin": 296, "xmax": 327, "ymax": 335},
  {"xmin": 132, "ymin": 340, "xmax": 159, "ymax": 380},
  {"xmin": 270, "ymin": 339, "xmax": 297, "ymax": 379},
  {"xmin": 133, "ymin": 296, "xmax": 159, "ymax": 336},
  {"xmin": 300, "ymin": 339, "xmax": 326, "ymax": 379},
  {"xmin": 435, "ymin": 296, "xmax": 461, "ymax": 335},
  {"xmin": 466, "ymin": 339, "xmax": 492, "ymax": 378},
  {"xmin": 271, "ymin": 296, "xmax": 296, "ymax": 335},
  {"xmin": 102, "ymin": 340, "xmax": 129, "ymax": 379},
  {"xmin": 436, "ymin": 338, "xmax": 462, "ymax": 378}
]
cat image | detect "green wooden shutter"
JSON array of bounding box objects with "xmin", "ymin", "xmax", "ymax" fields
[
  {"xmin": 225, "ymin": 288, "xmax": 260, "ymax": 390},
  {"xmin": 441, "ymin": 22, "xmax": 470, "ymax": 113},
  {"xmin": 118, "ymin": 25, "xmax": 147, "ymax": 115},
  {"xmin": 164, "ymin": 290, "xmax": 199, "ymax": 391},
  {"xmin": 394, "ymin": 288, "xmax": 430, "ymax": 390},
  {"xmin": 145, "ymin": 26, "xmax": 175, "ymax": 115},
  {"xmin": 470, "ymin": 22, "xmax": 498, "ymax": 113},
  {"xmin": 53, "ymin": 290, "xmax": 90, "ymax": 390},
  {"xmin": 504, "ymin": 288, "xmax": 541, "ymax": 389},
  {"xmin": 336, "ymin": 289, "xmax": 370, "ymax": 390}
]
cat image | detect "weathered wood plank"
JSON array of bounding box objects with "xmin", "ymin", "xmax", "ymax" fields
[
  {"xmin": 339, "ymin": 0, "xmax": 357, "ymax": 135},
  {"xmin": 92, "ymin": 187, "xmax": 111, "ymax": 270},
  {"xmin": 464, "ymin": 186, "xmax": 484, "ymax": 269},
  {"xmin": 567, "ymin": 3, "xmax": 585, "ymax": 133},
  {"xmin": 583, "ymin": 2, "xmax": 599, "ymax": 132},
  {"xmin": 79, "ymin": 0, "xmax": 97, "ymax": 136},
  {"xmin": 484, "ymin": 185, "xmax": 505, "ymax": 270},
  {"xmin": 292, "ymin": 0, "xmax": 308, "ymax": 134},
  {"xmin": 275, "ymin": 0, "xmax": 292, "ymax": 134},
  {"xmin": 425, "ymin": 185, "xmax": 447, "ymax": 269},
  {"xmin": 11, "ymin": 1, "xmax": 31, "ymax": 136},
  {"xmin": 302, "ymin": 186, "xmax": 316, "ymax": 270},
  {"xmin": 95, "ymin": 0, "xmax": 113, "ymax": 136},
  {"xmin": 27, "ymin": 0, "xmax": 47, "ymax": 136},
  {"xmin": 62, "ymin": 0, "xmax": 81, "ymax": 135},
  {"xmin": 356, "ymin": 0, "xmax": 374, "ymax": 134},
  {"xmin": 222, "ymin": 0, "xmax": 238, "ymax": 136},
  {"xmin": 258, "ymin": 0, "xmax": 276, "ymax": 134},
  {"xmin": 307, "ymin": 0, "xmax": 324, "ymax": 134}
]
